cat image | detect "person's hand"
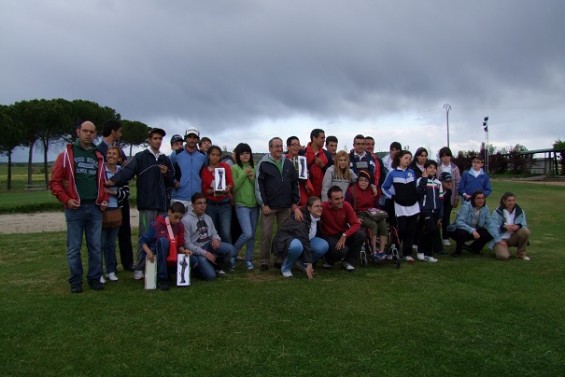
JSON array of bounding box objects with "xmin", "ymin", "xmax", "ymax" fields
[
  {"xmin": 306, "ymin": 264, "xmax": 314, "ymax": 280},
  {"xmin": 158, "ymin": 164, "xmax": 168, "ymax": 174},
  {"xmin": 336, "ymin": 235, "xmax": 346, "ymax": 250},
  {"xmin": 147, "ymin": 251, "xmax": 155, "ymax": 263},
  {"xmin": 204, "ymin": 251, "xmax": 216, "ymax": 264},
  {"xmin": 422, "ymin": 169, "xmax": 428, "ymax": 178},
  {"xmin": 315, "ymin": 157, "xmax": 324, "ymax": 168},
  {"xmin": 211, "ymin": 239, "xmax": 221, "ymax": 250},
  {"xmin": 67, "ymin": 199, "xmax": 80, "ymax": 209},
  {"xmin": 100, "ymin": 201, "xmax": 108, "ymax": 211},
  {"xmin": 436, "ymin": 219, "xmax": 442, "ymax": 229},
  {"xmin": 245, "ymin": 167, "xmax": 253, "ymax": 179},
  {"xmin": 183, "ymin": 249, "xmax": 193, "ymax": 256},
  {"xmin": 105, "ymin": 180, "xmax": 115, "ymax": 187},
  {"xmin": 371, "ymin": 185, "xmax": 378, "ymax": 197},
  {"xmin": 262, "ymin": 205, "xmax": 271, "ymax": 216},
  {"xmin": 174, "ymin": 181, "xmax": 180, "ymax": 189},
  {"xmin": 472, "ymin": 230, "xmax": 480, "ymax": 239},
  {"xmin": 294, "ymin": 207, "xmax": 303, "ymax": 221},
  {"xmin": 225, "ymin": 184, "xmax": 232, "ymax": 192}
]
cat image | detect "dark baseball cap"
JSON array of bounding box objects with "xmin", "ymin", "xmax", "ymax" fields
[
  {"xmin": 148, "ymin": 127, "xmax": 166, "ymax": 137},
  {"xmin": 170, "ymin": 134, "xmax": 183, "ymax": 144}
]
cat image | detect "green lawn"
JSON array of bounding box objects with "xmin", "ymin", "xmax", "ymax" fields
[{"xmin": 0, "ymin": 181, "xmax": 564, "ymax": 376}]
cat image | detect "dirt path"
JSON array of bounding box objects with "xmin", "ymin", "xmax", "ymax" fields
[{"xmin": 0, "ymin": 208, "xmax": 139, "ymax": 234}]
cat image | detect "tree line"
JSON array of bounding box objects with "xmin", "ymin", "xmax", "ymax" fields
[{"xmin": 0, "ymin": 98, "xmax": 151, "ymax": 190}]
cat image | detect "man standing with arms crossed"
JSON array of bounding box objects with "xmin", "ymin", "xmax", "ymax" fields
[{"xmin": 50, "ymin": 121, "xmax": 109, "ymax": 293}]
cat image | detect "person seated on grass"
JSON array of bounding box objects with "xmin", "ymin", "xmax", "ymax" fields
[
  {"xmin": 459, "ymin": 154, "xmax": 492, "ymax": 201},
  {"xmin": 182, "ymin": 193, "xmax": 235, "ymax": 280},
  {"xmin": 272, "ymin": 196, "xmax": 329, "ymax": 279},
  {"xmin": 416, "ymin": 160, "xmax": 444, "ymax": 262},
  {"xmin": 489, "ymin": 192, "xmax": 531, "ymax": 261},
  {"xmin": 345, "ymin": 170, "xmax": 387, "ymax": 262},
  {"xmin": 448, "ymin": 191, "xmax": 498, "ymax": 257},
  {"xmin": 139, "ymin": 202, "xmax": 190, "ymax": 291}
]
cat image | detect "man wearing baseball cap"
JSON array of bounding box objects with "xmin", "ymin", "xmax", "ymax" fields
[{"xmin": 170, "ymin": 127, "xmax": 207, "ymax": 213}]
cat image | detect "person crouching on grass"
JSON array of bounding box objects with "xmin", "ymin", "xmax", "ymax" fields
[{"xmin": 139, "ymin": 202, "xmax": 190, "ymax": 291}]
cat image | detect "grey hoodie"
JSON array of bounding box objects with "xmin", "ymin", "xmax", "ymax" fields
[{"xmin": 182, "ymin": 210, "xmax": 221, "ymax": 256}]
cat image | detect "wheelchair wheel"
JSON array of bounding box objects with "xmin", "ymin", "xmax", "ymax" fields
[{"xmin": 360, "ymin": 245, "xmax": 368, "ymax": 266}]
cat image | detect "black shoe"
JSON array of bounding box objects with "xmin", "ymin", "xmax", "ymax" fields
[
  {"xmin": 157, "ymin": 280, "xmax": 170, "ymax": 291},
  {"xmin": 88, "ymin": 279, "xmax": 105, "ymax": 290},
  {"xmin": 274, "ymin": 262, "xmax": 282, "ymax": 269},
  {"xmin": 123, "ymin": 265, "xmax": 135, "ymax": 272},
  {"xmin": 70, "ymin": 284, "xmax": 84, "ymax": 293},
  {"xmin": 260, "ymin": 264, "xmax": 269, "ymax": 271}
]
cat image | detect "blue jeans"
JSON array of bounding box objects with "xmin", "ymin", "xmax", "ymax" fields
[
  {"xmin": 191, "ymin": 241, "xmax": 235, "ymax": 280},
  {"xmin": 281, "ymin": 237, "xmax": 329, "ymax": 274},
  {"xmin": 101, "ymin": 227, "xmax": 120, "ymax": 274},
  {"xmin": 233, "ymin": 205, "xmax": 259, "ymax": 262},
  {"xmin": 65, "ymin": 203, "xmax": 103, "ymax": 286},
  {"xmin": 152, "ymin": 238, "xmax": 171, "ymax": 281},
  {"xmin": 206, "ymin": 201, "xmax": 232, "ymax": 243}
]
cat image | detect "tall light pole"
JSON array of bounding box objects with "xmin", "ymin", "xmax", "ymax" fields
[
  {"xmin": 443, "ymin": 104, "xmax": 451, "ymax": 148},
  {"xmin": 483, "ymin": 116, "xmax": 489, "ymax": 172}
]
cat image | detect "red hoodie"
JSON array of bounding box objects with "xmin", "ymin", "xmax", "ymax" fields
[{"xmin": 49, "ymin": 144, "xmax": 108, "ymax": 208}]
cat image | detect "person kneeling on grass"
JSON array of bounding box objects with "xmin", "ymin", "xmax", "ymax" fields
[
  {"xmin": 272, "ymin": 196, "xmax": 329, "ymax": 279},
  {"xmin": 489, "ymin": 192, "xmax": 531, "ymax": 261},
  {"xmin": 447, "ymin": 191, "xmax": 498, "ymax": 257},
  {"xmin": 139, "ymin": 202, "xmax": 190, "ymax": 291},
  {"xmin": 182, "ymin": 193, "xmax": 235, "ymax": 280}
]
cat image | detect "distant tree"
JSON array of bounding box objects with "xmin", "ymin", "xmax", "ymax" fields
[
  {"xmin": 553, "ymin": 138, "xmax": 565, "ymax": 175},
  {"xmin": 0, "ymin": 105, "xmax": 25, "ymax": 190},
  {"xmin": 120, "ymin": 120, "xmax": 150, "ymax": 157}
]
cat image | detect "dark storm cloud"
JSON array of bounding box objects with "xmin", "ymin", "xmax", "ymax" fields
[{"xmin": 1, "ymin": 0, "xmax": 564, "ymax": 152}]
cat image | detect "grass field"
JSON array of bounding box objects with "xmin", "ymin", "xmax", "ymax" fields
[{"xmin": 0, "ymin": 181, "xmax": 564, "ymax": 376}]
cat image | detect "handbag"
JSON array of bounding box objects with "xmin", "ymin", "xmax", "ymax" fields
[{"xmin": 102, "ymin": 208, "xmax": 122, "ymax": 229}]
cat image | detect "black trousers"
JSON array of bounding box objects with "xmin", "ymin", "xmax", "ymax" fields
[
  {"xmin": 322, "ymin": 230, "xmax": 365, "ymax": 265},
  {"xmin": 442, "ymin": 189, "xmax": 453, "ymax": 240},
  {"xmin": 118, "ymin": 201, "xmax": 134, "ymax": 270},
  {"xmin": 396, "ymin": 214, "xmax": 418, "ymax": 257},
  {"xmin": 418, "ymin": 211, "xmax": 443, "ymax": 256},
  {"xmin": 452, "ymin": 227, "xmax": 493, "ymax": 254}
]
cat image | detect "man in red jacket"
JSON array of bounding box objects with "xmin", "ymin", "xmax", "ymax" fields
[
  {"xmin": 300, "ymin": 129, "xmax": 333, "ymax": 198},
  {"xmin": 50, "ymin": 121, "xmax": 109, "ymax": 293},
  {"xmin": 320, "ymin": 185, "xmax": 364, "ymax": 271}
]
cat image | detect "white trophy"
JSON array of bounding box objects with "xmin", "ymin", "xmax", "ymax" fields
[
  {"xmin": 214, "ymin": 167, "xmax": 227, "ymax": 195},
  {"xmin": 144, "ymin": 259, "xmax": 157, "ymax": 290}
]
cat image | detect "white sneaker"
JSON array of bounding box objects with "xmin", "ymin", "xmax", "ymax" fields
[
  {"xmin": 100, "ymin": 275, "xmax": 106, "ymax": 284},
  {"xmin": 281, "ymin": 269, "xmax": 293, "ymax": 278},
  {"xmin": 423, "ymin": 256, "xmax": 438, "ymax": 263},
  {"xmin": 107, "ymin": 272, "xmax": 119, "ymax": 281},
  {"xmin": 442, "ymin": 239, "xmax": 451, "ymax": 246},
  {"xmin": 342, "ymin": 262, "xmax": 355, "ymax": 271},
  {"xmin": 216, "ymin": 269, "xmax": 226, "ymax": 277},
  {"xmin": 405, "ymin": 256, "xmax": 415, "ymax": 263},
  {"xmin": 412, "ymin": 245, "xmax": 418, "ymax": 251},
  {"xmin": 134, "ymin": 270, "xmax": 144, "ymax": 280},
  {"xmin": 417, "ymin": 253, "xmax": 425, "ymax": 261}
]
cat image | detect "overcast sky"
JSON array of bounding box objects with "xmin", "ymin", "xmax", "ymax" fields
[{"xmin": 1, "ymin": 0, "xmax": 564, "ymax": 161}]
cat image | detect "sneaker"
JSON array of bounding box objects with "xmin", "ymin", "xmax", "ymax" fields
[
  {"xmin": 376, "ymin": 252, "xmax": 387, "ymax": 261},
  {"xmin": 70, "ymin": 284, "xmax": 84, "ymax": 293},
  {"xmin": 386, "ymin": 254, "xmax": 394, "ymax": 261},
  {"xmin": 443, "ymin": 239, "xmax": 451, "ymax": 246},
  {"xmin": 518, "ymin": 253, "xmax": 531, "ymax": 261},
  {"xmin": 412, "ymin": 244, "xmax": 418, "ymax": 251},
  {"xmin": 404, "ymin": 256, "xmax": 415, "ymax": 263},
  {"xmin": 229, "ymin": 257, "xmax": 236, "ymax": 270},
  {"xmin": 216, "ymin": 269, "xmax": 226, "ymax": 277},
  {"xmin": 423, "ymin": 256, "xmax": 438, "ymax": 263},
  {"xmin": 281, "ymin": 269, "xmax": 293, "ymax": 278},
  {"xmin": 133, "ymin": 270, "xmax": 144, "ymax": 280},
  {"xmin": 100, "ymin": 275, "xmax": 106, "ymax": 284},
  {"xmin": 417, "ymin": 253, "xmax": 425, "ymax": 261},
  {"xmin": 294, "ymin": 260, "xmax": 307, "ymax": 272},
  {"xmin": 342, "ymin": 262, "xmax": 355, "ymax": 272},
  {"xmin": 88, "ymin": 279, "xmax": 104, "ymax": 291},
  {"xmin": 322, "ymin": 262, "xmax": 334, "ymax": 269},
  {"xmin": 107, "ymin": 272, "xmax": 119, "ymax": 282},
  {"xmin": 245, "ymin": 261, "xmax": 254, "ymax": 270},
  {"xmin": 157, "ymin": 280, "xmax": 169, "ymax": 291}
]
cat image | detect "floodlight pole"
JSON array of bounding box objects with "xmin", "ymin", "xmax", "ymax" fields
[
  {"xmin": 443, "ymin": 104, "xmax": 451, "ymax": 148},
  {"xmin": 483, "ymin": 116, "xmax": 489, "ymax": 172}
]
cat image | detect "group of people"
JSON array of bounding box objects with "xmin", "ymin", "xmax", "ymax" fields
[{"xmin": 49, "ymin": 121, "xmax": 532, "ymax": 293}]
